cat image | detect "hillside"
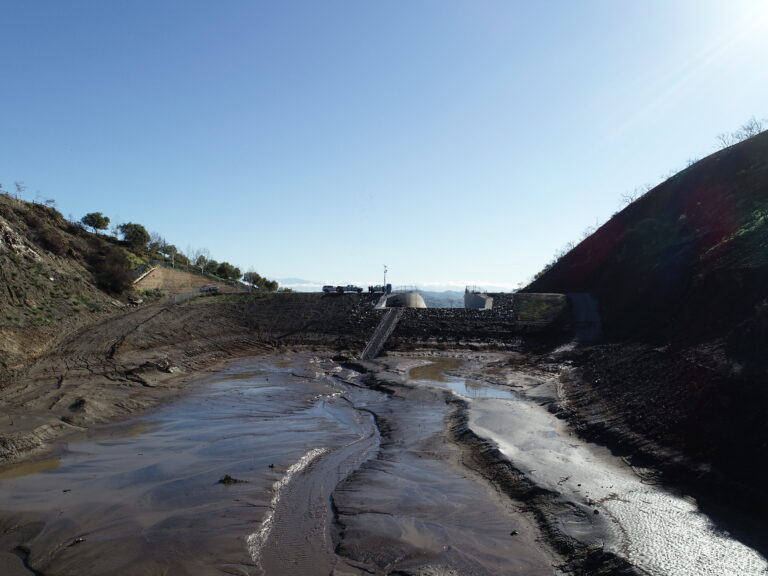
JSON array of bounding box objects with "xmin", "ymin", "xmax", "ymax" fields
[
  {"xmin": 0, "ymin": 193, "xmax": 378, "ymax": 466},
  {"xmin": 0, "ymin": 195, "xmax": 131, "ymax": 370},
  {"xmin": 527, "ymin": 130, "xmax": 768, "ymax": 362},
  {"xmin": 0, "ymin": 194, "xmax": 262, "ymax": 372},
  {"xmin": 133, "ymin": 265, "xmax": 243, "ymax": 296},
  {"xmin": 525, "ymin": 130, "xmax": 768, "ymax": 544}
]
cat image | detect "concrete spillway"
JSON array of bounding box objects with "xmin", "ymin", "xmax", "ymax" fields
[
  {"xmin": 567, "ymin": 293, "xmax": 603, "ymax": 343},
  {"xmin": 360, "ymin": 308, "xmax": 404, "ymax": 360}
]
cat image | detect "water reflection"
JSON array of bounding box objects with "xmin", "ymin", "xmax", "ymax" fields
[
  {"xmin": 409, "ymin": 359, "xmax": 517, "ymax": 400},
  {"xmin": 0, "ymin": 456, "xmax": 59, "ymax": 480}
]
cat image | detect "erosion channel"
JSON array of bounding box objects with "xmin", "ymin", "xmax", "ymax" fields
[{"xmin": 0, "ymin": 352, "xmax": 765, "ymax": 576}]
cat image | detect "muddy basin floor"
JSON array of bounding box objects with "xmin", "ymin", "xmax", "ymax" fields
[{"xmin": 0, "ymin": 351, "xmax": 765, "ymax": 576}]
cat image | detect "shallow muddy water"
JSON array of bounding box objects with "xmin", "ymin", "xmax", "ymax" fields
[
  {"xmin": 409, "ymin": 357, "xmax": 517, "ymax": 400},
  {"xmin": 0, "ymin": 355, "xmax": 380, "ymax": 575},
  {"xmin": 406, "ymin": 359, "xmax": 768, "ymax": 576},
  {"xmin": 1, "ymin": 353, "xmax": 764, "ymax": 576},
  {"xmin": 469, "ymin": 397, "xmax": 768, "ymax": 576},
  {"xmin": 0, "ymin": 354, "xmax": 557, "ymax": 576}
]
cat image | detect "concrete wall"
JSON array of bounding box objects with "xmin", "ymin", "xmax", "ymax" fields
[
  {"xmin": 385, "ymin": 291, "xmax": 427, "ymax": 308},
  {"xmin": 382, "ymin": 296, "xmax": 572, "ymax": 347},
  {"xmin": 464, "ymin": 292, "xmax": 493, "ymax": 310}
]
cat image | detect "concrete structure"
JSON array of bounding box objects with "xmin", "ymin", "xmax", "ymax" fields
[
  {"xmin": 464, "ymin": 288, "xmax": 493, "ymax": 310},
  {"xmin": 385, "ymin": 291, "xmax": 427, "ymax": 309},
  {"xmin": 360, "ymin": 308, "xmax": 404, "ymax": 360}
]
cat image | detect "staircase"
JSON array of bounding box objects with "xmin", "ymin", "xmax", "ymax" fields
[{"xmin": 360, "ymin": 308, "xmax": 404, "ymax": 360}]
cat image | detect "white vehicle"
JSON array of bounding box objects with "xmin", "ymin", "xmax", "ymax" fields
[{"xmin": 322, "ymin": 285, "xmax": 336, "ymax": 293}]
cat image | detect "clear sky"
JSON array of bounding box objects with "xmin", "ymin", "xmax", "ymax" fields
[{"xmin": 2, "ymin": 1, "xmax": 767, "ymax": 291}]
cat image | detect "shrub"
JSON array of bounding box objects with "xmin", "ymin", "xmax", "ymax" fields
[
  {"xmin": 37, "ymin": 226, "xmax": 67, "ymax": 255},
  {"xmin": 117, "ymin": 222, "xmax": 150, "ymax": 252},
  {"xmin": 89, "ymin": 245, "xmax": 133, "ymax": 294}
]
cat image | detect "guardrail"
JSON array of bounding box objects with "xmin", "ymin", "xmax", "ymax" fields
[{"xmin": 132, "ymin": 266, "xmax": 157, "ymax": 284}]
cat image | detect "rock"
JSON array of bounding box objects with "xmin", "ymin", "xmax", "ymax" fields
[
  {"xmin": 69, "ymin": 398, "xmax": 86, "ymax": 411},
  {"xmin": 67, "ymin": 537, "xmax": 86, "ymax": 547},
  {"xmin": 218, "ymin": 474, "xmax": 247, "ymax": 485}
]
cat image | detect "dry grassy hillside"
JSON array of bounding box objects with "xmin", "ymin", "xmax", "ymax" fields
[
  {"xmin": 134, "ymin": 265, "xmax": 243, "ymax": 296},
  {"xmin": 0, "ymin": 196, "xmax": 129, "ymax": 369}
]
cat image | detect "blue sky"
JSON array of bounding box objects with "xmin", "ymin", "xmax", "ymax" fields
[{"xmin": 2, "ymin": 1, "xmax": 767, "ymax": 291}]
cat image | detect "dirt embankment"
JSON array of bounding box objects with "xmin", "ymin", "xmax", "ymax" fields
[
  {"xmin": 551, "ymin": 343, "xmax": 768, "ymax": 556},
  {"xmin": 0, "ymin": 292, "xmax": 379, "ymax": 466},
  {"xmin": 0, "ymin": 197, "xmax": 127, "ymax": 371},
  {"xmin": 520, "ymin": 130, "xmax": 768, "ymax": 552},
  {"xmin": 133, "ymin": 265, "xmax": 244, "ymax": 296}
]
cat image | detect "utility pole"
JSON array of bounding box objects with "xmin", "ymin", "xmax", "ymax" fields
[{"xmin": 383, "ymin": 264, "xmax": 388, "ymax": 287}]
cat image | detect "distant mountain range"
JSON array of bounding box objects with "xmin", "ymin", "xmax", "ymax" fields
[
  {"xmin": 275, "ymin": 278, "xmax": 325, "ymax": 291},
  {"xmin": 415, "ymin": 290, "xmax": 464, "ymax": 308}
]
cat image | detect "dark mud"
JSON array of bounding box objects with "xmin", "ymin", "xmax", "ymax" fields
[
  {"xmin": 0, "ymin": 353, "xmax": 561, "ymax": 576},
  {"xmin": 449, "ymin": 402, "xmax": 639, "ymax": 576},
  {"xmin": 1, "ymin": 351, "xmax": 764, "ymax": 576},
  {"xmin": 557, "ymin": 343, "xmax": 768, "ymax": 559},
  {"xmin": 0, "ymin": 354, "xmax": 380, "ymax": 575},
  {"xmin": 332, "ymin": 372, "xmax": 556, "ymax": 575}
]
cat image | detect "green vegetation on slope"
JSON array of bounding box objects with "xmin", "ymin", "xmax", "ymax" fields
[{"xmin": 0, "ymin": 192, "xmax": 280, "ymax": 368}]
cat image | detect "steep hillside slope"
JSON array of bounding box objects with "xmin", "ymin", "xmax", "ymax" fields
[
  {"xmin": 528, "ymin": 130, "xmax": 768, "ymax": 364},
  {"xmin": 526, "ymin": 131, "xmax": 768, "ymax": 542},
  {"xmin": 0, "ymin": 195, "xmax": 129, "ymax": 370}
]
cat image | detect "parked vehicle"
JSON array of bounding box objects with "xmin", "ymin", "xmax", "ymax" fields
[
  {"xmin": 322, "ymin": 285, "xmax": 336, "ymax": 293},
  {"xmin": 337, "ymin": 285, "xmax": 363, "ymax": 294}
]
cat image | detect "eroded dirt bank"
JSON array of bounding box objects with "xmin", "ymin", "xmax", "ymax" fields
[{"xmin": 552, "ymin": 343, "xmax": 768, "ymax": 558}]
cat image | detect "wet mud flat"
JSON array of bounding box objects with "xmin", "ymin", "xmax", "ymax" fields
[
  {"xmin": 380, "ymin": 352, "xmax": 767, "ymax": 576},
  {"xmin": 331, "ymin": 372, "xmax": 555, "ymax": 575},
  {"xmin": 0, "ymin": 354, "xmax": 374, "ymax": 575},
  {"xmin": 0, "ymin": 353, "xmax": 559, "ymax": 576},
  {"xmin": 0, "ymin": 351, "xmax": 765, "ymax": 575}
]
